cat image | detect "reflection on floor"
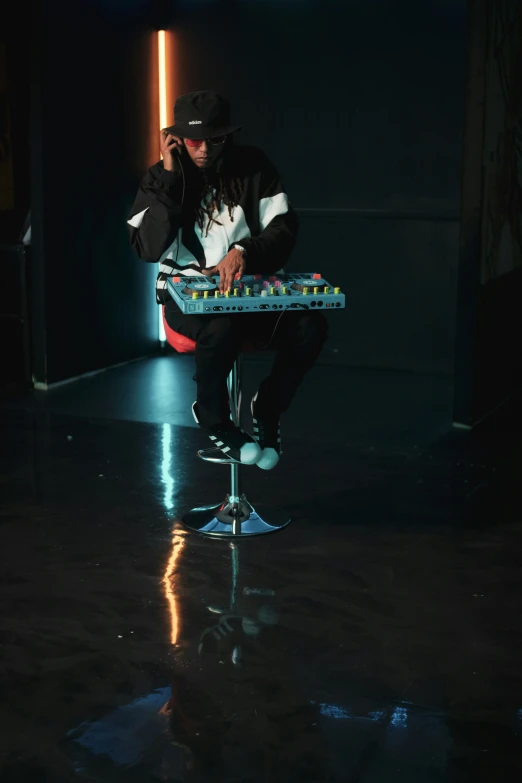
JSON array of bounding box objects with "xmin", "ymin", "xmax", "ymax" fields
[{"xmin": 0, "ymin": 359, "xmax": 521, "ymax": 781}]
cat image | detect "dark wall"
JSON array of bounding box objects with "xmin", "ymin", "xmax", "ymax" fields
[
  {"xmin": 454, "ymin": 0, "xmax": 522, "ymax": 426},
  {"xmin": 30, "ymin": 0, "xmax": 159, "ymax": 385},
  {"xmin": 171, "ymin": 0, "xmax": 466, "ymax": 373},
  {"xmin": 0, "ymin": 9, "xmax": 30, "ymax": 242},
  {"xmin": 0, "ymin": 11, "xmax": 31, "ymax": 386}
]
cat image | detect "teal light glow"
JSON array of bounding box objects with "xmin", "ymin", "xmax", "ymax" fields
[
  {"xmin": 390, "ymin": 706, "xmax": 408, "ymax": 727},
  {"xmin": 310, "ymin": 702, "xmax": 385, "ymax": 722},
  {"xmin": 161, "ymin": 423, "xmax": 175, "ymax": 512},
  {"xmin": 159, "ymin": 307, "xmax": 166, "ymax": 342}
]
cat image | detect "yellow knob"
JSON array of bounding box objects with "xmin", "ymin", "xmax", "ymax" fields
[
  {"xmin": 324, "ymin": 286, "xmax": 329, "ymax": 294},
  {"xmin": 192, "ymin": 291, "xmax": 199, "ymax": 300},
  {"xmin": 282, "ymin": 286, "xmax": 288, "ymax": 294},
  {"xmin": 334, "ymin": 287, "xmax": 341, "ymax": 294},
  {"xmin": 269, "ymin": 286, "xmax": 275, "ymax": 295},
  {"xmin": 225, "ymin": 290, "xmax": 230, "ymax": 298},
  {"xmin": 302, "ymin": 286, "xmax": 309, "ymax": 295},
  {"xmin": 203, "ymin": 290, "xmax": 209, "ymax": 299},
  {"xmin": 233, "ymin": 288, "xmax": 238, "ymax": 296},
  {"xmin": 314, "ymin": 286, "xmax": 319, "ymax": 295},
  {"xmin": 246, "ymin": 287, "xmax": 251, "ymax": 296},
  {"xmin": 214, "ymin": 290, "xmax": 220, "ymax": 298}
]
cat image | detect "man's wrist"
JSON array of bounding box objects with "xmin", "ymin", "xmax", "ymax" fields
[{"xmin": 231, "ymin": 243, "xmax": 247, "ymax": 258}]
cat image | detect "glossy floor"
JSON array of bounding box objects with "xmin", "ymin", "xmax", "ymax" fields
[{"xmin": 1, "ymin": 358, "xmax": 521, "ymax": 781}]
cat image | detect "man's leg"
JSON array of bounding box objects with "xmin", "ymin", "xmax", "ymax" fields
[
  {"xmin": 244, "ymin": 311, "xmax": 328, "ymax": 469},
  {"xmin": 164, "ymin": 301, "xmax": 242, "ymax": 430},
  {"xmin": 253, "ymin": 310, "xmax": 328, "ymax": 414},
  {"xmin": 194, "ymin": 317, "xmax": 243, "ymax": 430}
]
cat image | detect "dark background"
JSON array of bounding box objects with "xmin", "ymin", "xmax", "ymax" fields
[
  {"xmin": 1, "ymin": 0, "xmax": 521, "ymax": 425},
  {"xmin": 165, "ymin": 0, "xmax": 466, "ymax": 375},
  {"xmin": 27, "ymin": 0, "xmax": 159, "ymax": 385}
]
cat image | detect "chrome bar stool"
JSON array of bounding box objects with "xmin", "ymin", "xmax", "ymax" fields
[{"xmin": 163, "ymin": 309, "xmax": 291, "ymax": 538}]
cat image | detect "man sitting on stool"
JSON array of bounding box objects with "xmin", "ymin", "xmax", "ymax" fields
[{"xmin": 128, "ymin": 91, "xmax": 327, "ymax": 469}]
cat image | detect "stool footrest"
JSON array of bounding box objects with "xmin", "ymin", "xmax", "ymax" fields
[
  {"xmin": 197, "ymin": 446, "xmax": 239, "ymax": 465},
  {"xmin": 182, "ymin": 494, "xmax": 291, "ymax": 537}
]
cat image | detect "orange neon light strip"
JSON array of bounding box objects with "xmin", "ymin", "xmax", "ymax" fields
[
  {"xmin": 158, "ymin": 30, "xmax": 168, "ymax": 131},
  {"xmin": 158, "ymin": 30, "xmax": 168, "ymax": 341}
]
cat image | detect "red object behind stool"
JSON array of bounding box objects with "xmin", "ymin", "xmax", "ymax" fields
[
  {"xmin": 162, "ymin": 307, "xmax": 197, "ymax": 353},
  {"xmin": 162, "ymin": 306, "xmax": 256, "ymax": 353}
]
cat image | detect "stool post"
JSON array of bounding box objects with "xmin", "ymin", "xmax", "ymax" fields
[
  {"xmin": 227, "ymin": 356, "xmax": 242, "ymax": 521},
  {"xmin": 227, "ymin": 354, "xmax": 243, "ymax": 428}
]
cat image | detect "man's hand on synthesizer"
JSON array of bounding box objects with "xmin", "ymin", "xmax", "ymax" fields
[{"xmin": 202, "ymin": 248, "xmax": 246, "ymax": 294}]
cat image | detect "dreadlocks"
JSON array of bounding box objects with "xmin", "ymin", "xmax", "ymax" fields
[{"xmin": 195, "ymin": 154, "xmax": 244, "ymax": 237}]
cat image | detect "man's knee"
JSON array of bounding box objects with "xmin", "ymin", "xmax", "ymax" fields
[
  {"xmin": 199, "ymin": 316, "xmax": 240, "ymax": 347},
  {"xmin": 292, "ymin": 311, "xmax": 329, "ymax": 346}
]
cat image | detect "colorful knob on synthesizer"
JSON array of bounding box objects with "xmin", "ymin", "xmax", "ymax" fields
[
  {"xmin": 203, "ymin": 290, "xmax": 209, "ymax": 299},
  {"xmin": 192, "ymin": 292, "xmax": 199, "ymax": 300},
  {"xmin": 233, "ymin": 288, "xmax": 239, "ymax": 296},
  {"xmin": 281, "ymin": 286, "xmax": 288, "ymax": 294},
  {"xmin": 324, "ymin": 286, "xmax": 329, "ymax": 294},
  {"xmin": 334, "ymin": 287, "xmax": 341, "ymax": 294},
  {"xmin": 246, "ymin": 287, "xmax": 252, "ymax": 296},
  {"xmin": 215, "ymin": 290, "xmax": 220, "ymax": 298},
  {"xmin": 302, "ymin": 287, "xmax": 309, "ymax": 295},
  {"xmin": 314, "ymin": 286, "xmax": 319, "ymax": 295},
  {"xmin": 313, "ymin": 273, "xmax": 322, "ymax": 279},
  {"xmin": 225, "ymin": 290, "xmax": 230, "ymax": 297},
  {"xmin": 260, "ymin": 289, "xmax": 268, "ymax": 297},
  {"xmin": 269, "ymin": 286, "xmax": 275, "ymax": 295}
]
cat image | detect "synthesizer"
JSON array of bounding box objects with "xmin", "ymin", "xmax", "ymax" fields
[{"xmin": 167, "ymin": 272, "xmax": 345, "ymax": 315}]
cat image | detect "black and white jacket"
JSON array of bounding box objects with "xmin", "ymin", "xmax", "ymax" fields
[{"xmin": 127, "ymin": 145, "xmax": 298, "ymax": 304}]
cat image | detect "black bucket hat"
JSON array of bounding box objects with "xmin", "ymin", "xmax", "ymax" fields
[{"xmin": 164, "ymin": 90, "xmax": 242, "ymax": 139}]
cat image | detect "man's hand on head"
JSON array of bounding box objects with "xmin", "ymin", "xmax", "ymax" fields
[
  {"xmin": 160, "ymin": 130, "xmax": 183, "ymax": 172},
  {"xmin": 202, "ymin": 248, "xmax": 246, "ymax": 294}
]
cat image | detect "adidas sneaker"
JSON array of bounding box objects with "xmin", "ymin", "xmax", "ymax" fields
[{"xmin": 192, "ymin": 402, "xmax": 261, "ymax": 465}]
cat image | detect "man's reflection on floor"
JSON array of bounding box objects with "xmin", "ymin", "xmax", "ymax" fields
[
  {"xmin": 163, "ymin": 542, "xmax": 333, "ymax": 781},
  {"xmin": 67, "ymin": 541, "xmax": 332, "ymax": 781}
]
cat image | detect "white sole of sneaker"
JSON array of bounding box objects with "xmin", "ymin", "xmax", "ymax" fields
[
  {"xmin": 238, "ymin": 442, "xmax": 262, "ymax": 465},
  {"xmin": 256, "ymin": 447, "xmax": 280, "ymax": 470}
]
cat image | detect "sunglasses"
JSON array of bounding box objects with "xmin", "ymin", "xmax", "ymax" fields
[{"xmin": 184, "ymin": 136, "xmax": 227, "ymax": 148}]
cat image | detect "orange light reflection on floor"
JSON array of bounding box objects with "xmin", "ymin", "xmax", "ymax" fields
[{"xmin": 162, "ymin": 532, "xmax": 184, "ymax": 645}]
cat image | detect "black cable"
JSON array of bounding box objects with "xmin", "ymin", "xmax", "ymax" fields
[
  {"xmin": 173, "ymin": 152, "xmax": 186, "ymax": 270},
  {"xmin": 256, "ymin": 301, "xmax": 309, "ymax": 350}
]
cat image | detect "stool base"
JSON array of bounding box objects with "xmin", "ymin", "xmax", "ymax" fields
[{"xmin": 182, "ymin": 494, "xmax": 291, "ymax": 537}]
